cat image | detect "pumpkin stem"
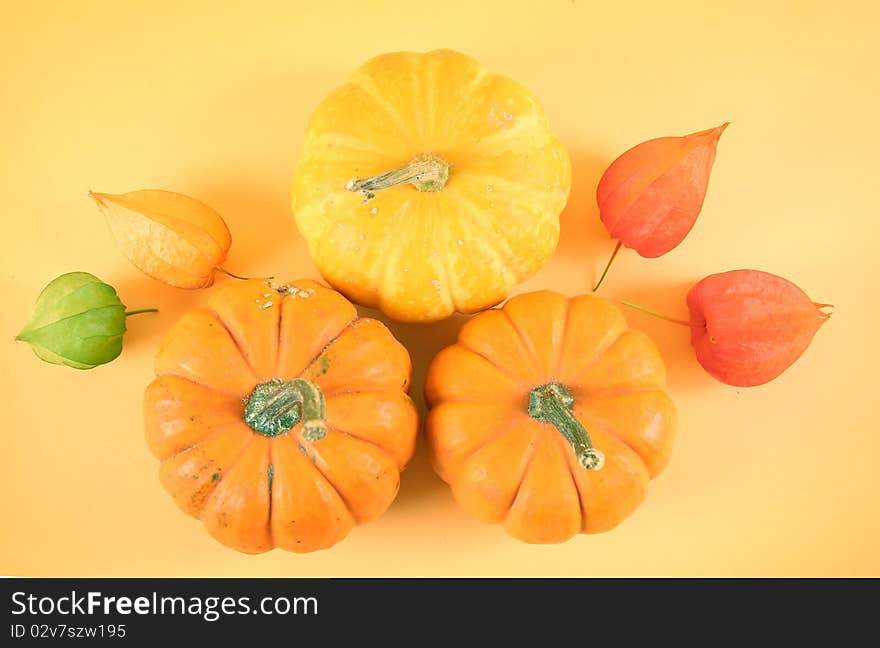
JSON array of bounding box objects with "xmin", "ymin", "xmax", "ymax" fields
[
  {"xmin": 620, "ymin": 301, "xmax": 696, "ymax": 327},
  {"xmin": 345, "ymin": 153, "xmax": 451, "ymax": 202},
  {"xmin": 528, "ymin": 382, "xmax": 604, "ymax": 470},
  {"xmin": 592, "ymin": 240, "xmax": 622, "ymax": 292},
  {"xmin": 243, "ymin": 378, "xmax": 326, "ymax": 440}
]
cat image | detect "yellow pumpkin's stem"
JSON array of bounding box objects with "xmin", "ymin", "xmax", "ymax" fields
[
  {"xmin": 124, "ymin": 308, "xmax": 158, "ymax": 317},
  {"xmin": 528, "ymin": 382, "xmax": 604, "ymax": 470},
  {"xmin": 621, "ymin": 301, "xmax": 696, "ymax": 327},
  {"xmin": 345, "ymin": 153, "xmax": 451, "ymax": 203},
  {"xmin": 216, "ymin": 267, "xmax": 275, "ymax": 282},
  {"xmin": 592, "ymin": 240, "xmax": 622, "ymax": 292}
]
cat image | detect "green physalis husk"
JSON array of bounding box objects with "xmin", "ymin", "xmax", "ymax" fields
[{"xmin": 16, "ymin": 272, "xmax": 148, "ymax": 370}]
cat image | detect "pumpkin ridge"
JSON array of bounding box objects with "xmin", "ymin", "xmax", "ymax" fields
[
  {"xmin": 199, "ymin": 433, "xmax": 265, "ymax": 521},
  {"xmin": 296, "ymin": 433, "xmax": 358, "ymax": 524},
  {"xmin": 151, "ymin": 372, "xmax": 242, "ymax": 405},
  {"xmin": 563, "ymin": 441, "xmax": 587, "ymax": 532},
  {"xmin": 559, "ymin": 323, "xmax": 631, "ymax": 389},
  {"xmin": 296, "ymin": 318, "xmax": 361, "ymax": 382},
  {"xmin": 501, "ymin": 303, "xmax": 545, "ymax": 380},
  {"xmin": 554, "ymin": 422, "xmax": 650, "ymax": 524},
  {"xmin": 450, "ymin": 179, "xmax": 561, "ymax": 280},
  {"xmin": 450, "ymin": 343, "xmax": 530, "ymax": 391},
  {"xmin": 293, "ymin": 190, "xmax": 352, "ymax": 243},
  {"xmin": 275, "ymin": 297, "xmax": 358, "ymax": 380},
  {"xmin": 161, "ymin": 423, "xmax": 255, "ymax": 519},
  {"xmin": 578, "ymin": 330, "xmax": 667, "ymax": 392},
  {"xmin": 453, "ymin": 169, "xmax": 559, "ymax": 195},
  {"xmin": 411, "ymin": 58, "xmax": 426, "ymax": 143},
  {"xmin": 567, "ymin": 407, "xmax": 653, "ymax": 473},
  {"xmin": 446, "ymin": 191, "xmax": 520, "ymax": 284},
  {"xmin": 550, "ymin": 297, "xmax": 571, "ymax": 377},
  {"xmin": 431, "ymin": 202, "xmax": 458, "ymax": 313},
  {"xmin": 575, "ymin": 385, "xmax": 666, "ymax": 400},
  {"xmin": 203, "ymin": 306, "xmax": 260, "ymax": 382},
  {"xmin": 459, "ymin": 412, "xmax": 535, "ymax": 477},
  {"xmin": 451, "ymin": 113, "xmax": 543, "ymax": 154},
  {"xmin": 156, "ymin": 419, "xmax": 247, "ymax": 463},
  {"xmin": 145, "ymin": 377, "xmax": 245, "ymax": 459},
  {"xmin": 442, "ymin": 67, "xmax": 548, "ymax": 150},
  {"xmin": 326, "ymin": 387, "xmax": 411, "ymax": 397},
  {"xmin": 309, "ymin": 131, "xmax": 389, "ymax": 156},
  {"xmin": 272, "ymin": 434, "xmax": 357, "ymax": 550},
  {"xmin": 325, "ymin": 423, "xmax": 400, "ymax": 470},
  {"xmin": 264, "ymin": 440, "xmax": 274, "ymax": 549},
  {"xmin": 155, "ymin": 368, "xmax": 246, "ymax": 399},
  {"xmin": 433, "ymin": 65, "xmax": 488, "ymax": 140},
  {"xmin": 553, "ymin": 429, "xmax": 598, "ymax": 527},
  {"xmin": 347, "ymin": 75, "xmax": 413, "ymax": 148},
  {"xmin": 274, "ymin": 291, "xmax": 285, "ymax": 376},
  {"xmin": 208, "ymin": 285, "xmax": 288, "ymax": 380},
  {"xmin": 375, "ymin": 201, "xmax": 420, "ymax": 315},
  {"xmin": 321, "ymin": 386, "xmax": 405, "ymax": 399},
  {"xmin": 502, "ymin": 431, "xmax": 541, "ymax": 526}
]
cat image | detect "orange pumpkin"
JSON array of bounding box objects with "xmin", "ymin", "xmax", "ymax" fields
[
  {"xmin": 144, "ymin": 279, "xmax": 418, "ymax": 553},
  {"xmin": 425, "ymin": 290, "xmax": 677, "ymax": 543}
]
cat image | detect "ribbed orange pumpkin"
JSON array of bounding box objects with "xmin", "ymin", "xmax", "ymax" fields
[
  {"xmin": 425, "ymin": 291, "xmax": 677, "ymax": 543},
  {"xmin": 144, "ymin": 279, "xmax": 418, "ymax": 553}
]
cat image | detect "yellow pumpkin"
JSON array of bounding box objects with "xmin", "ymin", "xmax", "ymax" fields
[{"xmin": 291, "ymin": 50, "xmax": 571, "ymax": 323}]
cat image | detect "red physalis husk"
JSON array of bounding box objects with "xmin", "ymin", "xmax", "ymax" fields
[
  {"xmin": 597, "ymin": 123, "xmax": 728, "ymax": 259},
  {"xmin": 686, "ymin": 269, "xmax": 831, "ymax": 387}
]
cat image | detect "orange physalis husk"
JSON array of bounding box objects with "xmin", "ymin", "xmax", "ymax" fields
[
  {"xmin": 90, "ymin": 189, "xmax": 232, "ymax": 289},
  {"xmin": 593, "ymin": 123, "xmax": 728, "ymax": 291},
  {"xmin": 686, "ymin": 269, "xmax": 831, "ymax": 387}
]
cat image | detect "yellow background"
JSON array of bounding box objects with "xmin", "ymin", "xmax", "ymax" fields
[{"xmin": 2, "ymin": 0, "xmax": 877, "ymax": 577}]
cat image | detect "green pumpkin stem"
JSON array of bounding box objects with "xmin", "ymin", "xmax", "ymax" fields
[
  {"xmin": 244, "ymin": 378, "xmax": 327, "ymax": 441},
  {"xmin": 345, "ymin": 153, "xmax": 451, "ymax": 203},
  {"xmin": 528, "ymin": 382, "xmax": 604, "ymax": 470}
]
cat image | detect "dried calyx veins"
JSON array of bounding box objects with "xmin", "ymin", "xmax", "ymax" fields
[
  {"xmin": 244, "ymin": 378, "xmax": 327, "ymax": 441},
  {"xmin": 528, "ymin": 382, "xmax": 604, "ymax": 470}
]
